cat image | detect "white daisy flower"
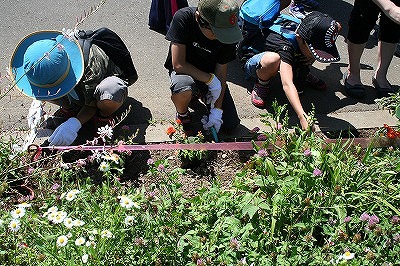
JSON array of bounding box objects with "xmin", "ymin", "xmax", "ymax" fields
[
  {"xmin": 47, "ymin": 212, "xmax": 57, "ymax": 222},
  {"xmin": 11, "ymin": 207, "xmax": 26, "ymax": 219},
  {"xmin": 99, "ymin": 162, "xmax": 110, "ymax": 172},
  {"xmin": 110, "ymin": 153, "xmax": 120, "ymax": 163},
  {"xmin": 75, "ymin": 237, "xmax": 86, "ymax": 246},
  {"xmin": 63, "ymin": 218, "xmax": 74, "ymax": 229},
  {"xmin": 43, "ymin": 206, "xmax": 58, "ymax": 217},
  {"xmin": 60, "ymin": 192, "xmax": 66, "ymax": 199},
  {"xmin": 9, "ymin": 219, "xmax": 21, "ymax": 232},
  {"xmin": 0, "ymin": 219, "xmax": 4, "ymax": 227},
  {"xmin": 89, "ymin": 235, "xmax": 95, "ymax": 241},
  {"xmin": 343, "ymin": 251, "xmax": 355, "ymax": 260},
  {"xmin": 56, "ymin": 235, "xmax": 68, "ymax": 247},
  {"xmin": 52, "ymin": 211, "xmax": 68, "ymax": 224},
  {"xmin": 73, "ymin": 219, "xmax": 85, "ymax": 227},
  {"xmin": 66, "ymin": 232, "xmax": 72, "ymax": 238},
  {"xmin": 70, "ymin": 189, "xmax": 80, "ymax": 194},
  {"xmin": 119, "ymin": 196, "xmax": 134, "ymax": 209},
  {"xmin": 17, "ymin": 202, "xmax": 31, "ymax": 208},
  {"xmin": 89, "ymin": 229, "xmax": 98, "ymax": 235},
  {"xmin": 124, "ymin": 215, "xmax": 135, "ymax": 226},
  {"xmin": 65, "ymin": 191, "xmax": 77, "ymax": 201},
  {"xmin": 100, "ymin": 230, "xmax": 113, "ymax": 238},
  {"xmin": 102, "ymin": 154, "xmax": 113, "ymax": 161},
  {"xmin": 82, "ymin": 254, "xmax": 89, "ymax": 263},
  {"xmin": 85, "ymin": 241, "xmax": 96, "ymax": 248}
]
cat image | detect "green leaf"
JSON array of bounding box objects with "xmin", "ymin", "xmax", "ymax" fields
[{"xmin": 242, "ymin": 204, "xmax": 259, "ymax": 219}]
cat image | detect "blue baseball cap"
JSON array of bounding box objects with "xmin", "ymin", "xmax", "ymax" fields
[{"xmin": 10, "ymin": 30, "xmax": 84, "ymax": 100}]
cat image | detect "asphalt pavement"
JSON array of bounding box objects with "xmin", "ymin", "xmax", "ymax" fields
[{"xmin": 0, "ymin": 0, "xmax": 398, "ymax": 143}]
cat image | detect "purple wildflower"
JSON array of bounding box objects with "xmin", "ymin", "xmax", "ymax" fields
[
  {"xmin": 230, "ymin": 238, "xmax": 240, "ymax": 250},
  {"xmin": 360, "ymin": 212, "xmax": 370, "ymax": 222},
  {"xmin": 121, "ymin": 125, "xmax": 130, "ymax": 131},
  {"xmin": 51, "ymin": 183, "xmax": 61, "ymax": 191},
  {"xmin": 393, "ymin": 233, "xmax": 400, "ymax": 243},
  {"xmin": 196, "ymin": 259, "xmax": 205, "ymax": 266},
  {"xmin": 257, "ymin": 149, "xmax": 268, "ymax": 157},
  {"xmin": 277, "ymin": 123, "xmax": 282, "ymax": 130},
  {"xmin": 313, "ymin": 168, "xmax": 322, "ymax": 176},
  {"xmin": 344, "ymin": 216, "xmax": 352, "ymax": 223},
  {"xmin": 369, "ymin": 214, "xmax": 380, "ymax": 225},
  {"xmin": 147, "ymin": 158, "xmax": 154, "ymax": 165},
  {"xmin": 328, "ymin": 217, "xmax": 337, "ymax": 225},
  {"xmin": 250, "ymin": 127, "xmax": 260, "ymax": 133},
  {"xmin": 391, "ymin": 215, "xmax": 400, "ymax": 225},
  {"xmin": 157, "ymin": 164, "xmax": 165, "ymax": 172},
  {"xmin": 303, "ymin": 149, "xmax": 312, "ymax": 157},
  {"xmin": 27, "ymin": 167, "xmax": 35, "ymax": 174}
]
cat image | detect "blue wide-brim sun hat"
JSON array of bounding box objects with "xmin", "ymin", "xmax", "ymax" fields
[{"xmin": 10, "ymin": 30, "xmax": 84, "ymax": 100}]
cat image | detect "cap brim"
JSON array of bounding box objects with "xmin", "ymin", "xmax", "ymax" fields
[
  {"xmin": 210, "ymin": 24, "xmax": 243, "ymax": 44},
  {"xmin": 308, "ymin": 43, "xmax": 340, "ymax": 63},
  {"xmin": 10, "ymin": 30, "xmax": 84, "ymax": 100}
]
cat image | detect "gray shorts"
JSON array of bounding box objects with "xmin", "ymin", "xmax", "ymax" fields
[
  {"xmin": 169, "ymin": 71, "xmax": 208, "ymax": 98},
  {"xmin": 94, "ymin": 76, "xmax": 128, "ymax": 103},
  {"xmin": 244, "ymin": 52, "xmax": 266, "ymax": 79}
]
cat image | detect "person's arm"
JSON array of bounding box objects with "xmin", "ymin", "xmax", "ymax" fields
[
  {"xmin": 372, "ymin": 0, "xmax": 400, "ymax": 24},
  {"xmin": 279, "ymin": 61, "xmax": 309, "ymax": 130},
  {"xmin": 170, "ymin": 42, "xmax": 213, "ymax": 83},
  {"xmin": 213, "ymin": 63, "xmax": 228, "ymax": 110}
]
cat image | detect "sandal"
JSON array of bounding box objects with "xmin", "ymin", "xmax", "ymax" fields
[
  {"xmin": 372, "ymin": 77, "xmax": 395, "ymax": 98},
  {"xmin": 343, "ymin": 72, "xmax": 365, "ymax": 99}
]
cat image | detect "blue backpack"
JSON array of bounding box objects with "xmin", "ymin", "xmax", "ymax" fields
[{"xmin": 239, "ymin": 0, "xmax": 281, "ymax": 29}]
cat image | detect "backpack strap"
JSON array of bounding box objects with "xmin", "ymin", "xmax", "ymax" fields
[
  {"xmin": 76, "ymin": 30, "xmax": 95, "ymax": 67},
  {"xmin": 267, "ymin": 14, "xmax": 300, "ymax": 50}
]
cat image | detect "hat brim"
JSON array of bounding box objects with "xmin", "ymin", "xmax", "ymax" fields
[
  {"xmin": 10, "ymin": 30, "xmax": 84, "ymax": 100},
  {"xmin": 210, "ymin": 24, "xmax": 243, "ymax": 44},
  {"xmin": 307, "ymin": 43, "xmax": 340, "ymax": 63}
]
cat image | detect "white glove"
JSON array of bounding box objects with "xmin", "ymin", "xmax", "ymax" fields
[
  {"xmin": 49, "ymin": 117, "xmax": 81, "ymax": 146},
  {"xmin": 27, "ymin": 100, "xmax": 45, "ymax": 129},
  {"xmin": 201, "ymin": 108, "xmax": 223, "ymax": 133},
  {"xmin": 205, "ymin": 74, "xmax": 222, "ymax": 109}
]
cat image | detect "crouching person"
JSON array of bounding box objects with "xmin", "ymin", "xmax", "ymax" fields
[
  {"xmin": 10, "ymin": 29, "xmax": 138, "ymax": 145},
  {"xmin": 164, "ymin": 0, "xmax": 243, "ymax": 136}
]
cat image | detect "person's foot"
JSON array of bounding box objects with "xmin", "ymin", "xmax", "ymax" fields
[
  {"xmin": 176, "ymin": 111, "xmax": 194, "ymax": 136},
  {"xmin": 305, "ymin": 73, "xmax": 327, "ymax": 91},
  {"xmin": 289, "ymin": 2, "xmax": 307, "ymax": 19},
  {"xmin": 251, "ymin": 82, "xmax": 269, "ymax": 108},
  {"xmin": 372, "ymin": 77, "xmax": 395, "ymax": 98},
  {"xmin": 343, "ymin": 72, "xmax": 365, "ymax": 99}
]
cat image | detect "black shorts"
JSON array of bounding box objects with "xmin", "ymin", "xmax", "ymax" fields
[{"xmin": 347, "ymin": 0, "xmax": 400, "ymax": 44}]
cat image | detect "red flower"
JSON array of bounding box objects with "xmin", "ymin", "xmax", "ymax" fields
[{"xmin": 166, "ymin": 126, "xmax": 176, "ymax": 136}]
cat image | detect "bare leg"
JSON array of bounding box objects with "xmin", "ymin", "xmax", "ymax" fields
[
  {"xmin": 256, "ymin": 52, "xmax": 281, "ymax": 81},
  {"xmin": 374, "ymin": 41, "xmax": 396, "ymax": 88},
  {"xmin": 171, "ymin": 90, "xmax": 192, "ymax": 114},
  {"xmin": 346, "ymin": 40, "xmax": 366, "ymax": 86}
]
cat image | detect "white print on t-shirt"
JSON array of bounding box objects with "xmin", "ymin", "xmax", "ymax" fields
[{"xmin": 193, "ymin": 42, "xmax": 212, "ymax": 54}]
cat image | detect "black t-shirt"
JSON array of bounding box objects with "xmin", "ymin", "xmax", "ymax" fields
[
  {"xmin": 238, "ymin": 21, "xmax": 302, "ymax": 67},
  {"xmin": 164, "ymin": 7, "xmax": 237, "ymax": 73}
]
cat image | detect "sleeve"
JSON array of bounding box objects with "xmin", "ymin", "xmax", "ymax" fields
[{"xmin": 165, "ymin": 9, "xmax": 189, "ymax": 45}]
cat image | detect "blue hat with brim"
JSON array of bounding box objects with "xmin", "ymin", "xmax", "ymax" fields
[{"xmin": 10, "ymin": 30, "xmax": 84, "ymax": 100}]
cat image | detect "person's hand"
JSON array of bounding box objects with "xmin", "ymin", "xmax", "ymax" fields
[
  {"xmin": 299, "ymin": 114, "xmax": 315, "ymax": 132},
  {"xmin": 27, "ymin": 100, "xmax": 44, "ymax": 129},
  {"xmin": 205, "ymin": 74, "xmax": 222, "ymax": 108},
  {"xmin": 201, "ymin": 108, "xmax": 223, "ymax": 132},
  {"xmin": 49, "ymin": 117, "xmax": 81, "ymax": 146}
]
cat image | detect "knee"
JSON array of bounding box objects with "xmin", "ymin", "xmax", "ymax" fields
[{"xmin": 259, "ymin": 52, "xmax": 280, "ymax": 72}]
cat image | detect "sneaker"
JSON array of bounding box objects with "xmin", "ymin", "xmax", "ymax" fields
[
  {"xmin": 305, "ymin": 73, "xmax": 327, "ymax": 91},
  {"xmin": 289, "ymin": 2, "xmax": 307, "ymax": 20},
  {"xmin": 296, "ymin": 0, "xmax": 319, "ymax": 9},
  {"xmin": 176, "ymin": 111, "xmax": 194, "ymax": 136},
  {"xmin": 251, "ymin": 83, "xmax": 269, "ymax": 108}
]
